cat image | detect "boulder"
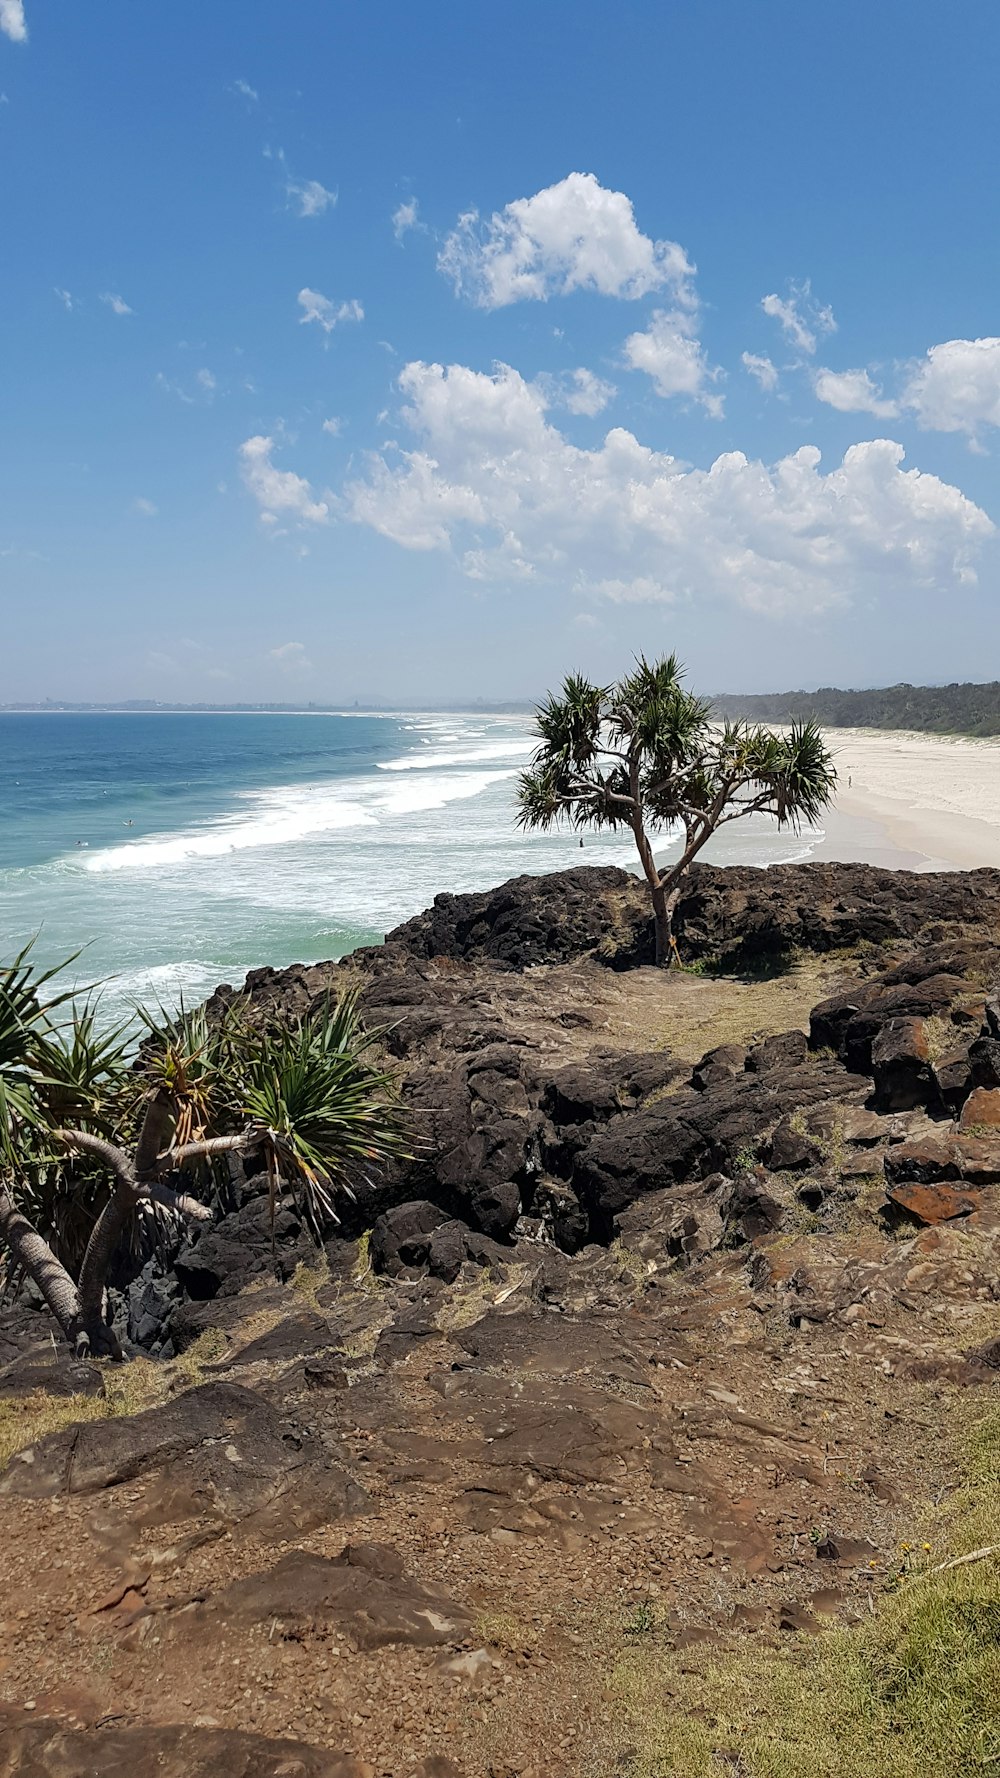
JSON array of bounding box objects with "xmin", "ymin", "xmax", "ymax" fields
[
  {"xmin": 155, "ymin": 1543, "xmax": 472, "ymax": 1650},
  {"xmin": 174, "ymin": 1198, "xmax": 313, "ymax": 1301},
  {"xmin": 0, "ymin": 1380, "xmax": 365, "ymax": 1539},
  {"xmin": 531, "ymin": 1177, "xmax": 590, "ymax": 1252},
  {"xmin": 370, "ymin": 1201, "xmax": 448, "ymax": 1277},
  {"xmin": 747, "ymin": 1030, "xmax": 809, "ymax": 1073},
  {"xmin": 0, "ymin": 1348, "xmax": 105, "ymax": 1400},
  {"xmin": 692, "ymin": 1044, "xmax": 747, "ymax": 1091},
  {"xmin": 885, "ymin": 1182, "xmax": 981, "ymax": 1225},
  {"xmin": 935, "ymin": 1048, "xmax": 973, "ymax": 1111},
  {"xmin": 0, "ymin": 1712, "xmax": 370, "ymax": 1778},
  {"xmin": 959, "ymin": 1086, "xmax": 1000, "ymax": 1131},
  {"xmin": 968, "ymin": 1034, "xmax": 1000, "ymax": 1088},
  {"xmin": 884, "ymin": 1132, "xmax": 1000, "ymax": 1186},
  {"xmin": 767, "ymin": 1118, "xmax": 821, "ymax": 1172},
  {"xmin": 390, "ymin": 1048, "xmax": 541, "ymax": 1239},
  {"xmin": 384, "ymin": 864, "xmax": 650, "ymax": 969},
  {"xmin": 871, "ymin": 1017, "xmax": 939, "ymax": 1113},
  {"xmin": 811, "ymin": 977, "xmax": 965, "ymax": 1074}
]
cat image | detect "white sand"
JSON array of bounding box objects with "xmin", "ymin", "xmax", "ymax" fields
[{"xmin": 811, "ymin": 728, "xmax": 1000, "ymax": 872}]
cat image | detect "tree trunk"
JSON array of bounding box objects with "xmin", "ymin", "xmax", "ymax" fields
[
  {"xmin": 651, "ymin": 882, "xmax": 673, "ymax": 967},
  {"xmin": 0, "ymin": 1185, "xmax": 81, "ymax": 1345}
]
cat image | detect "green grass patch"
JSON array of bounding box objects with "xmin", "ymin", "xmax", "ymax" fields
[
  {"xmin": 615, "ymin": 1403, "xmax": 1000, "ymax": 1777},
  {"xmin": 0, "ymin": 1323, "xmax": 235, "ymax": 1475}
]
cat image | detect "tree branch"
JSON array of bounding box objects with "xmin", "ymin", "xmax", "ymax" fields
[
  {"xmin": 158, "ymin": 1131, "xmax": 257, "ymax": 1171},
  {"xmin": 0, "ymin": 1184, "xmax": 81, "ymax": 1343},
  {"xmin": 53, "ymin": 1130, "xmax": 138, "ymax": 1197},
  {"xmin": 142, "ymin": 1181, "xmax": 214, "ymax": 1223}
]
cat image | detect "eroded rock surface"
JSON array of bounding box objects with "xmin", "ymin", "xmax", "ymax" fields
[{"xmin": 6, "ymin": 861, "xmax": 1000, "ymax": 1777}]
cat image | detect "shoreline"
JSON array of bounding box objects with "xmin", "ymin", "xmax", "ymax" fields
[{"xmin": 808, "ymin": 727, "xmax": 1000, "ymax": 873}]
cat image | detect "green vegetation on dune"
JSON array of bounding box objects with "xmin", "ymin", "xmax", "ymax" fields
[
  {"xmin": 615, "ymin": 1401, "xmax": 1000, "ymax": 1777},
  {"xmin": 712, "ymin": 681, "xmax": 1000, "ymax": 737}
]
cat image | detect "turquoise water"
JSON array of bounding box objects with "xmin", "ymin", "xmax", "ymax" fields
[{"xmin": 0, "ymin": 711, "xmax": 822, "ymax": 1025}]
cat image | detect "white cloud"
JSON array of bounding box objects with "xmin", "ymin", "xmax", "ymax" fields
[
  {"xmin": 0, "ymin": 1, "xmax": 27, "ymax": 43},
  {"xmin": 322, "ymin": 416, "xmax": 344, "ymax": 435},
  {"xmin": 233, "ymin": 78, "xmax": 258, "ymax": 101},
  {"xmin": 624, "ymin": 309, "xmax": 723, "ymax": 416},
  {"xmin": 742, "ymin": 351, "xmax": 779, "ymax": 392},
  {"xmin": 563, "ymin": 368, "xmax": 616, "ymax": 417},
  {"xmin": 814, "ymin": 366, "xmax": 897, "ymax": 418},
  {"xmin": 240, "ymin": 435, "xmax": 329, "ymax": 525},
  {"xmin": 901, "ymin": 337, "xmax": 1000, "ymax": 439},
  {"xmin": 269, "ymin": 640, "xmax": 313, "ymax": 672},
  {"xmin": 100, "ymin": 291, "xmax": 133, "ymax": 317},
  {"xmin": 536, "ymin": 367, "xmax": 616, "ymax": 417},
  {"xmin": 287, "ymin": 176, "xmax": 337, "ymax": 218},
  {"xmin": 297, "ymin": 288, "xmax": 364, "ymax": 335},
  {"xmin": 133, "ymin": 497, "xmax": 158, "ymax": 517},
  {"xmin": 393, "ymin": 198, "xmax": 422, "ymax": 241},
  {"xmin": 761, "ymin": 280, "xmax": 836, "ymax": 356},
  {"xmin": 156, "ymin": 367, "xmax": 215, "ymax": 404},
  {"xmin": 345, "ymin": 359, "xmax": 993, "ymax": 617},
  {"xmin": 439, "ymin": 171, "xmax": 696, "ymax": 309},
  {"xmin": 53, "ymin": 287, "xmax": 76, "ymax": 311}
]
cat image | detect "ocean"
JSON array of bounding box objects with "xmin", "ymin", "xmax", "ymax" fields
[{"xmin": 0, "ymin": 711, "xmax": 823, "ymax": 1027}]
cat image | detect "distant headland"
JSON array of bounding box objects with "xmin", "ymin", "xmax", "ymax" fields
[
  {"xmin": 712, "ymin": 679, "xmax": 1000, "ymax": 738},
  {"xmin": 6, "ymin": 681, "xmax": 1000, "ymax": 736}
]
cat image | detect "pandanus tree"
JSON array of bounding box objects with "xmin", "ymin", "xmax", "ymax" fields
[
  {"xmin": 0, "ymin": 945, "xmax": 409, "ymax": 1357},
  {"xmin": 517, "ymin": 655, "xmax": 836, "ymax": 966}
]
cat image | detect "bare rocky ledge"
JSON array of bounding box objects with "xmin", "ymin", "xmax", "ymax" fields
[{"xmin": 4, "ymin": 861, "xmax": 1000, "ymax": 1777}]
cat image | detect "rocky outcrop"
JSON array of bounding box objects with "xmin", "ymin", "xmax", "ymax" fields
[
  {"xmin": 94, "ymin": 863, "xmax": 1000, "ymax": 1345},
  {"xmin": 384, "ymin": 861, "xmax": 1000, "ymax": 973}
]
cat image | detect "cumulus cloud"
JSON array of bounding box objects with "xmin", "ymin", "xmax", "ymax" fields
[
  {"xmin": 0, "ymin": 1, "xmax": 27, "ymax": 43},
  {"xmin": 624, "ymin": 309, "xmax": 723, "ymax": 415},
  {"xmin": 814, "ymin": 366, "xmax": 897, "ymax": 418},
  {"xmin": 901, "ymin": 337, "xmax": 1000, "ymax": 439},
  {"xmin": 269, "ymin": 640, "xmax": 313, "ymax": 672},
  {"xmin": 287, "ymin": 176, "xmax": 337, "ymax": 218},
  {"xmin": 439, "ymin": 171, "xmax": 696, "ymax": 309},
  {"xmin": 233, "ymin": 78, "xmax": 258, "ymax": 101},
  {"xmin": 742, "ymin": 351, "xmax": 779, "ymax": 392},
  {"xmin": 344, "ymin": 359, "xmax": 993, "ymax": 617},
  {"xmin": 297, "ymin": 288, "xmax": 364, "ymax": 334},
  {"xmin": 535, "ymin": 367, "xmax": 616, "ymax": 417},
  {"xmin": 322, "ymin": 416, "xmax": 344, "ymax": 436},
  {"xmin": 392, "ymin": 198, "xmax": 422, "ymax": 241},
  {"xmin": 100, "ymin": 291, "xmax": 133, "ymax": 316},
  {"xmin": 53, "ymin": 287, "xmax": 76, "ymax": 311},
  {"xmin": 761, "ymin": 280, "xmax": 836, "ymax": 356},
  {"xmin": 240, "ymin": 435, "xmax": 329, "ymax": 524},
  {"xmin": 133, "ymin": 497, "xmax": 158, "ymax": 517}
]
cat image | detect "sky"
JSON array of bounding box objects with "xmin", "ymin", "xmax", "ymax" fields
[{"xmin": 2, "ymin": 0, "xmax": 999, "ymax": 704}]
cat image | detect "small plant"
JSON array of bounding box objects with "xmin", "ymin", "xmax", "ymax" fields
[
  {"xmin": 624, "ymin": 1600, "xmax": 657, "ymax": 1637},
  {"xmin": 0, "ymin": 946, "xmax": 410, "ymax": 1357}
]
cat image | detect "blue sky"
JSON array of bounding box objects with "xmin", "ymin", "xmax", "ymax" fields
[{"xmin": 2, "ymin": 0, "xmax": 999, "ymax": 703}]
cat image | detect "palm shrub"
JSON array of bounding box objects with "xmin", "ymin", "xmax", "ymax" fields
[
  {"xmin": 517, "ymin": 654, "xmax": 837, "ymax": 966},
  {"xmin": 0, "ymin": 948, "xmax": 409, "ymax": 1357}
]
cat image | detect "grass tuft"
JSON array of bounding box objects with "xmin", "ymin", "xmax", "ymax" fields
[{"xmin": 614, "ymin": 1402, "xmax": 1000, "ymax": 1778}]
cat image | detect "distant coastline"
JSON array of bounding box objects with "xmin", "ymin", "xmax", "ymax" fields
[
  {"xmin": 9, "ymin": 678, "xmax": 1000, "ymax": 735},
  {"xmin": 0, "ymin": 699, "xmax": 536, "ymax": 716},
  {"xmin": 712, "ymin": 679, "xmax": 1000, "ymax": 738}
]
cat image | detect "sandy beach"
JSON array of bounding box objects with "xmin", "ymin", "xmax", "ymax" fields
[{"xmin": 809, "ymin": 728, "xmax": 1000, "ymax": 872}]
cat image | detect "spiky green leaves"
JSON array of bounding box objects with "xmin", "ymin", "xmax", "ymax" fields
[{"xmin": 517, "ymin": 654, "xmax": 837, "ymax": 909}]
